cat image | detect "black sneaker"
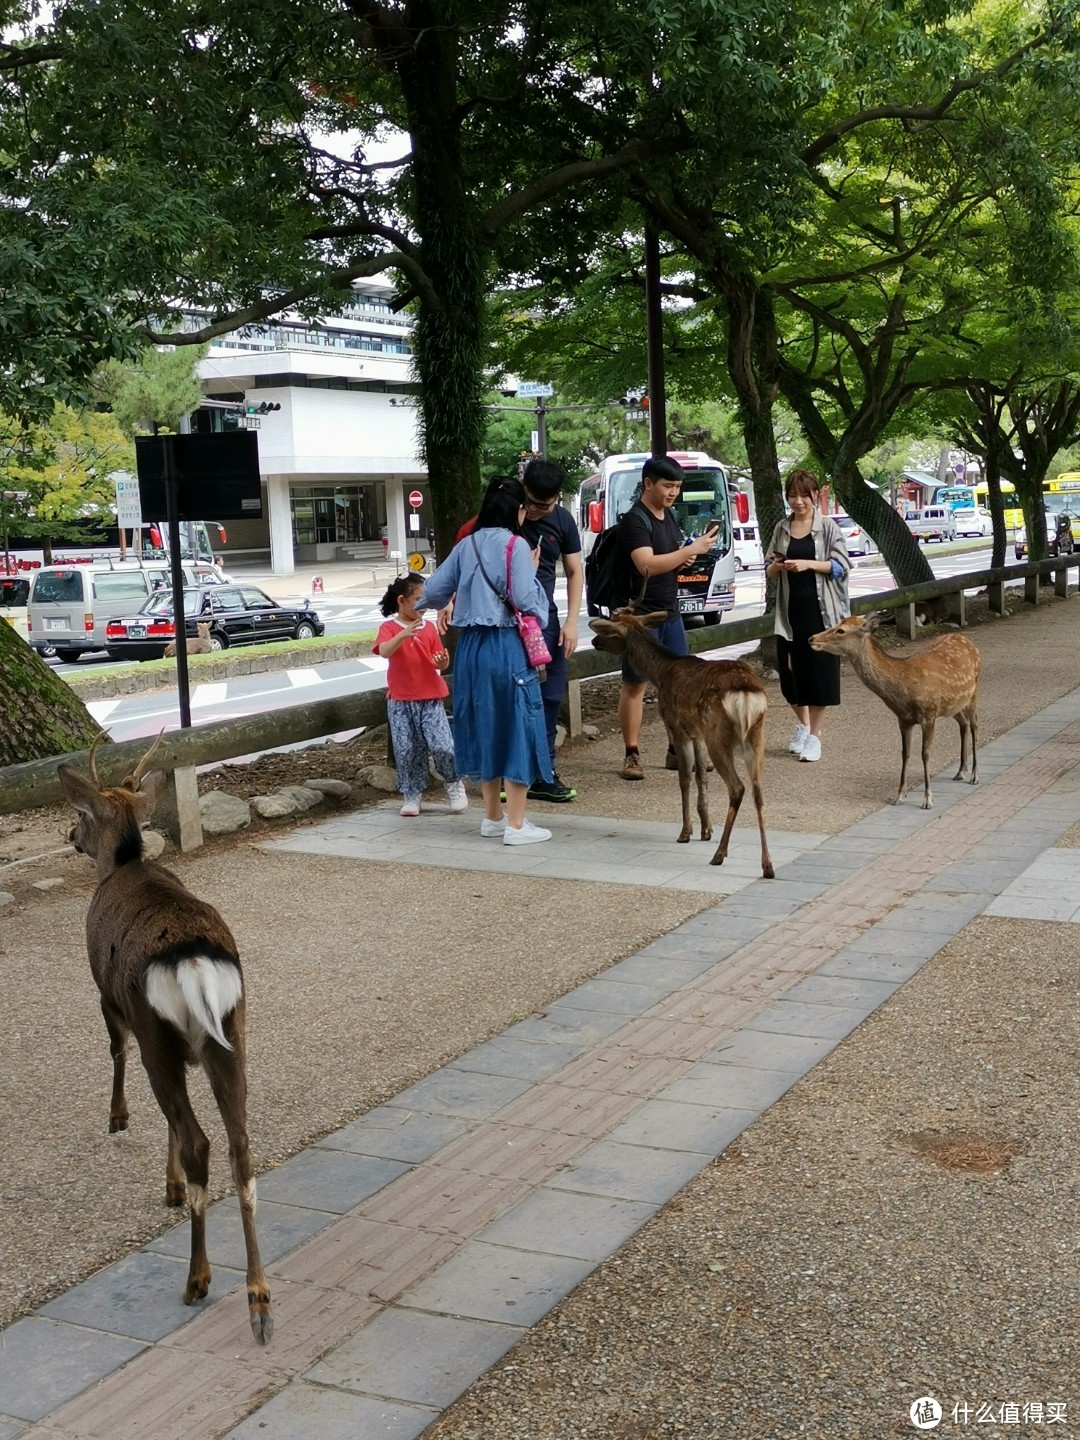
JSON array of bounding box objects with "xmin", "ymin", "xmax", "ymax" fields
[{"xmin": 527, "ymin": 775, "xmax": 577, "ymax": 803}]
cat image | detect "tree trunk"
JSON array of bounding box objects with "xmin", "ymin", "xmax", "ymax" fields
[
  {"xmin": 833, "ymin": 462, "xmax": 935, "ymax": 587},
  {"xmin": 0, "ymin": 622, "xmax": 104, "ymax": 766},
  {"xmin": 400, "ymin": 0, "xmax": 486, "ymax": 562}
]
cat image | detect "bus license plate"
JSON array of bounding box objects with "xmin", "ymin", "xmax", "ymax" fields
[{"xmin": 680, "ymin": 597, "xmax": 706, "ymax": 614}]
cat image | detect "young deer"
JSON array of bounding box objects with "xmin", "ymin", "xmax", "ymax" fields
[
  {"xmin": 810, "ymin": 613, "xmax": 980, "ymax": 809},
  {"xmin": 58, "ymin": 735, "xmax": 273, "ymax": 1343},
  {"xmin": 163, "ymin": 621, "xmax": 212, "ymax": 659},
  {"xmin": 590, "ymin": 608, "xmax": 774, "ymax": 877}
]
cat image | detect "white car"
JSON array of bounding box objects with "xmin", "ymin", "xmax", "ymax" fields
[
  {"xmin": 831, "ymin": 514, "xmax": 873, "ymax": 556},
  {"xmin": 954, "ymin": 507, "xmax": 993, "ymax": 538}
]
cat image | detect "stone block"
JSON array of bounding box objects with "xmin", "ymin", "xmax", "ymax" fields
[
  {"xmin": 305, "ymin": 777, "xmax": 352, "ymax": 798},
  {"xmin": 198, "ymin": 789, "xmax": 251, "ymax": 834},
  {"xmin": 252, "ymin": 792, "xmax": 301, "ymax": 819},
  {"xmin": 276, "ymin": 784, "xmax": 324, "ymax": 811},
  {"xmin": 358, "ymin": 763, "xmax": 399, "ymax": 792}
]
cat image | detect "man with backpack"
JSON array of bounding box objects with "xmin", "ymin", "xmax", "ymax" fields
[{"xmin": 608, "ymin": 455, "xmax": 718, "ymax": 780}]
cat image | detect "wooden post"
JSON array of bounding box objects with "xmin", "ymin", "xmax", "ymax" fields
[
  {"xmin": 987, "ymin": 580, "xmax": 1007, "ymax": 616},
  {"xmin": 945, "ymin": 589, "xmax": 967, "ymax": 627},
  {"xmin": 1024, "ymin": 572, "xmax": 1040, "ymax": 605},
  {"xmin": 894, "ymin": 602, "xmax": 918, "ymax": 638},
  {"xmin": 1055, "ymin": 563, "xmax": 1069, "ymax": 599},
  {"xmin": 565, "ymin": 677, "xmax": 583, "ymax": 737},
  {"xmin": 158, "ymin": 765, "xmax": 203, "ymax": 852}
]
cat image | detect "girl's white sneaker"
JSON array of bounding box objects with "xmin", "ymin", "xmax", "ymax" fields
[
  {"xmin": 788, "ymin": 723, "xmax": 810, "ymax": 755},
  {"xmin": 400, "ymin": 796, "xmax": 422, "ymax": 816},
  {"xmin": 446, "ymin": 781, "xmax": 468, "ymax": 813}
]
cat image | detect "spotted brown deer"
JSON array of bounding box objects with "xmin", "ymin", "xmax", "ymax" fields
[
  {"xmin": 590, "ymin": 607, "xmax": 774, "ymax": 877},
  {"xmin": 163, "ymin": 620, "xmax": 212, "ymax": 659},
  {"xmin": 810, "ymin": 613, "xmax": 980, "ymax": 809},
  {"xmin": 57, "ymin": 735, "xmax": 273, "ymax": 1343}
]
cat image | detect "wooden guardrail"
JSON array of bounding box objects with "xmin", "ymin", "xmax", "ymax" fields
[{"xmin": 3, "ymin": 553, "xmax": 1078, "ymax": 841}]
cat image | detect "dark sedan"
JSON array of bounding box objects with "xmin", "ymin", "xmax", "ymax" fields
[{"xmin": 104, "ymin": 585, "xmax": 325, "ymax": 661}]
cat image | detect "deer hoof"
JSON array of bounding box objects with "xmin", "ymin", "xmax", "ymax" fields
[
  {"xmin": 701, "ymin": 827, "xmax": 713, "ymax": 842},
  {"xmin": 921, "ymin": 797, "xmax": 934, "ymax": 810},
  {"xmin": 249, "ymin": 1294, "xmax": 274, "ymax": 1345},
  {"xmin": 677, "ymin": 832, "xmax": 691, "ymax": 844},
  {"xmin": 165, "ymin": 1181, "xmax": 187, "ymax": 1207},
  {"xmin": 108, "ymin": 1113, "xmax": 128, "ymax": 1134},
  {"xmin": 709, "ymin": 852, "xmax": 726, "ymax": 867},
  {"xmin": 762, "ymin": 863, "xmax": 776, "ymax": 880},
  {"xmin": 183, "ymin": 1272, "xmax": 210, "ymax": 1305}
]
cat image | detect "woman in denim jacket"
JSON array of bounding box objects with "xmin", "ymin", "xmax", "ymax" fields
[
  {"xmin": 422, "ymin": 476, "xmax": 554, "ymax": 846},
  {"xmin": 765, "ymin": 469, "xmax": 851, "ymax": 764}
]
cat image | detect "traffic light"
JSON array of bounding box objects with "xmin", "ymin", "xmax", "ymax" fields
[{"xmin": 245, "ymin": 401, "xmax": 282, "ymax": 415}]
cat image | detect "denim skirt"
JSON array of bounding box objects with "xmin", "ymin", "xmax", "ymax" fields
[{"xmin": 452, "ymin": 626, "xmax": 552, "ymax": 787}]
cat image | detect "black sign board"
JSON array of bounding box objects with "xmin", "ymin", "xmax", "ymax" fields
[{"xmin": 134, "ymin": 432, "xmax": 263, "ymax": 521}]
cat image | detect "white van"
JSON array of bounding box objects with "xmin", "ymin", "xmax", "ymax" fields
[
  {"xmin": 27, "ymin": 559, "xmax": 228, "ymax": 661},
  {"xmin": 731, "ymin": 523, "xmax": 764, "ymax": 570},
  {"xmin": 909, "ymin": 506, "xmax": 957, "ymax": 543}
]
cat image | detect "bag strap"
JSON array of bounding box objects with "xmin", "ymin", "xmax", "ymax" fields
[
  {"xmin": 503, "ymin": 536, "xmax": 522, "ymax": 616},
  {"xmin": 469, "ymin": 532, "xmax": 514, "ymax": 613}
]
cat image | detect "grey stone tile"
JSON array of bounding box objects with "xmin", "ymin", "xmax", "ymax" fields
[
  {"xmin": 39, "ymin": 1251, "xmax": 243, "ymax": 1344},
  {"xmin": 604, "ymin": 951, "xmax": 722, "ymax": 987},
  {"xmin": 632, "ymin": 933, "xmax": 751, "ymax": 966},
  {"xmin": 605, "ymin": 1098, "xmax": 758, "ymax": 1155},
  {"xmin": 475, "ymin": 1187, "xmax": 656, "ymax": 1261},
  {"xmin": 714, "ymin": 890, "xmax": 820, "ymax": 920},
  {"xmin": 984, "ymin": 895, "xmax": 1080, "ymax": 922},
  {"xmin": 673, "ymin": 912, "xmax": 773, "ymax": 943},
  {"xmin": 397, "ymin": 1240, "xmax": 593, "ymax": 1326},
  {"xmin": 222, "ymin": 1379, "xmax": 438, "ymax": 1440},
  {"xmin": 390, "ymin": 1067, "xmax": 533, "ymax": 1120},
  {"xmin": 660, "ymin": 1061, "xmax": 798, "ymax": 1113},
  {"xmin": 316, "ymin": 1106, "xmax": 469, "ymax": 1163},
  {"xmin": 882, "ymin": 894, "xmax": 994, "ymax": 931},
  {"xmin": 306, "ymin": 1309, "xmax": 524, "ymax": 1409},
  {"xmin": 783, "ymin": 973, "xmax": 899, "ymax": 1010},
  {"xmin": 0, "ymin": 1419, "xmax": 27, "ymax": 1440},
  {"xmin": 836, "ymin": 928, "xmax": 948, "ymax": 959},
  {"xmin": 703, "ymin": 1028, "xmax": 838, "ymax": 1073},
  {"xmin": 823, "ymin": 834, "xmax": 896, "ymax": 854},
  {"xmin": 452, "ymin": 1035, "xmax": 583, "ymax": 1082},
  {"xmin": 773, "ymin": 858, "xmax": 870, "ymax": 885},
  {"xmin": 743, "ymin": 999, "xmax": 879, "ymax": 1041},
  {"xmin": 923, "ymin": 861, "xmax": 1025, "ymax": 893},
  {"xmin": 145, "ymin": 1196, "xmax": 333, "ymax": 1268},
  {"xmin": 0, "ymin": 1317, "xmax": 145, "ymax": 1423},
  {"xmin": 815, "ymin": 950, "xmax": 936, "ymax": 985},
  {"xmin": 547, "ymin": 1138, "xmax": 708, "ymax": 1204},
  {"xmin": 504, "ymin": 1005, "xmax": 630, "ymax": 1048},
  {"xmin": 555, "ymin": 976, "xmax": 675, "ymax": 1016},
  {"xmin": 257, "ymin": 1148, "xmax": 409, "ymax": 1213}
]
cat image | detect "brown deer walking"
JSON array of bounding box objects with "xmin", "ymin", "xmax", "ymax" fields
[
  {"xmin": 163, "ymin": 621, "xmax": 212, "ymax": 659},
  {"xmin": 590, "ymin": 607, "xmax": 774, "ymax": 877},
  {"xmin": 810, "ymin": 613, "xmax": 980, "ymax": 809},
  {"xmin": 58, "ymin": 735, "xmax": 273, "ymax": 1343}
]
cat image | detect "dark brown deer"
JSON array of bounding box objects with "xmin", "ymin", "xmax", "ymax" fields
[
  {"xmin": 810, "ymin": 612, "xmax": 980, "ymax": 809},
  {"xmin": 590, "ymin": 607, "xmax": 774, "ymax": 877},
  {"xmin": 58, "ymin": 735, "xmax": 273, "ymax": 1343}
]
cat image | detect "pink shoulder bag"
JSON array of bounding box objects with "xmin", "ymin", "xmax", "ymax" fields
[{"xmin": 505, "ymin": 538, "xmax": 553, "ymax": 670}]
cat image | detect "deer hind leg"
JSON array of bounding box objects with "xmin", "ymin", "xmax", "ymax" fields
[
  {"xmin": 166, "ymin": 1125, "xmax": 186, "ymax": 1208},
  {"xmin": 669, "ymin": 730, "xmax": 696, "ymax": 843},
  {"xmin": 693, "ymin": 738, "xmax": 712, "ymax": 842},
  {"xmin": 920, "ymin": 717, "xmax": 938, "ymax": 809},
  {"xmin": 707, "ymin": 742, "xmax": 745, "ymax": 867},
  {"xmin": 745, "ymin": 720, "xmax": 774, "ymax": 880},
  {"xmin": 954, "ymin": 704, "xmax": 979, "ymax": 785},
  {"xmin": 894, "ymin": 721, "xmax": 914, "ymax": 804},
  {"xmin": 100, "ymin": 997, "xmax": 129, "ymax": 1134},
  {"xmin": 139, "ymin": 1039, "xmax": 213, "ymax": 1306},
  {"xmin": 967, "ymin": 704, "xmax": 979, "ymax": 785},
  {"xmin": 203, "ymin": 1033, "xmax": 273, "ymax": 1345}
]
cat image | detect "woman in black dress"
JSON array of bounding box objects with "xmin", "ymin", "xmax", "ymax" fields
[{"xmin": 765, "ymin": 469, "xmax": 851, "ymax": 763}]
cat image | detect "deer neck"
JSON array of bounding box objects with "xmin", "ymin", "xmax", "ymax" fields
[
  {"xmin": 846, "ymin": 637, "xmax": 909, "ymax": 703},
  {"xmin": 624, "ymin": 626, "xmax": 679, "ymax": 686}
]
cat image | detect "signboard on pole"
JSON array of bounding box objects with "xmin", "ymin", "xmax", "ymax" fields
[
  {"xmin": 135, "ymin": 432, "xmax": 262, "ymax": 521},
  {"xmin": 408, "ymin": 490, "xmax": 424, "ymax": 508},
  {"xmin": 114, "ymin": 474, "xmax": 143, "ymax": 529},
  {"xmin": 517, "ymin": 381, "xmax": 553, "ymax": 399}
]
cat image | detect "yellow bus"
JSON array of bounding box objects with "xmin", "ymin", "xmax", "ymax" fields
[
  {"xmin": 1045, "ymin": 473, "xmax": 1080, "ymax": 541},
  {"xmin": 971, "ymin": 480, "xmax": 1022, "ymax": 530}
]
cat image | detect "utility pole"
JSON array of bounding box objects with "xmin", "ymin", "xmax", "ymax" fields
[{"xmin": 644, "ymin": 221, "xmax": 668, "ymax": 458}]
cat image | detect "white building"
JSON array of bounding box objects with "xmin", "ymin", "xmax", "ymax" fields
[{"xmin": 189, "ymin": 278, "xmax": 426, "ymax": 575}]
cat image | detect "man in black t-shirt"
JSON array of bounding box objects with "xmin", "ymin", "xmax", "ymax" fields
[
  {"xmin": 614, "ymin": 456, "xmax": 718, "ymax": 781},
  {"xmin": 519, "ymin": 459, "xmax": 583, "ymax": 803}
]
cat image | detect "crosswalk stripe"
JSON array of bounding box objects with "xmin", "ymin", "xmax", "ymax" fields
[
  {"xmin": 287, "ymin": 668, "xmax": 323, "ymax": 688},
  {"xmin": 191, "ymin": 682, "xmax": 228, "ymax": 708},
  {"xmin": 85, "ymin": 698, "xmax": 122, "ymax": 722}
]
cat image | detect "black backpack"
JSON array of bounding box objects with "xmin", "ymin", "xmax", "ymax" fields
[{"xmin": 585, "ymin": 506, "xmax": 656, "ymax": 616}]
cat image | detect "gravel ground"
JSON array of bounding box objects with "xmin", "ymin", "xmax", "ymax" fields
[{"xmin": 3, "ymin": 594, "xmax": 1080, "ymax": 1431}]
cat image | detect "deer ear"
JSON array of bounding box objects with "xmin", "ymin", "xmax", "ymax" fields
[
  {"xmin": 863, "ymin": 611, "xmax": 886, "ymax": 632},
  {"xmin": 132, "ymin": 770, "xmax": 167, "ymax": 822},
  {"xmin": 588, "ymin": 619, "xmax": 614, "ymax": 635},
  {"xmin": 58, "ymin": 763, "xmax": 107, "ymax": 817}
]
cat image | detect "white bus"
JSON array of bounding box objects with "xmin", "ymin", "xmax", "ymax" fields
[{"xmin": 579, "ymin": 451, "xmax": 748, "ymax": 625}]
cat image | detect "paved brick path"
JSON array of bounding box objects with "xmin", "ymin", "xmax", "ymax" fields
[{"xmin": 4, "ymin": 692, "xmax": 1080, "ymax": 1440}]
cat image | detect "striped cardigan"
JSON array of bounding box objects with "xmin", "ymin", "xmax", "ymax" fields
[{"xmin": 766, "ymin": 511, "xmax": 851, "ymax": 642}]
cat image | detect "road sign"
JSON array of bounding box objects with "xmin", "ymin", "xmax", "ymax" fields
[
  {"xmin": 625, "ymin": 408, "xmax": 648, "ymax": 422},
  {"xmin": 408, "ymin": 551, "xmax": 426, "ymax": 572},
  {"xmin": 517, "ymin": 381, "xmax": 553, "ymax": 399},
  {"xmin": 408, "ymin": 490, "xmax": 423, "ymax": 508},
  {"xmin": 409, "ymin": 513, "xmax": 420, "ymax": 532},
  {"xmin": 114, "ymin": 475, "xmax": 143, "ymax": 528}
]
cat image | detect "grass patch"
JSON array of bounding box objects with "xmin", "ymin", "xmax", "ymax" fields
[{"xmin": 69, "ymin": 629, "xmax": 379, "ymax": 682}]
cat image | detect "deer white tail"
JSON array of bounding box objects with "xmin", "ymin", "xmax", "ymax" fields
[
  {"xmin": 145, "ymin": 957, "xmax": 242, "ymax": 1052},
  {"xmin": 722, "ymin": 689, "xmax": 766, "ymax": 740}
]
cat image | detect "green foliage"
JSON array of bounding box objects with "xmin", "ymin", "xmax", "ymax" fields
[
  {"xmin": 0, "ymin": 404, "xmax": 133, "ymax": 545},
  {"xmin": 97, "ymin": 346, "xmax": 207, "ymax": 436}
]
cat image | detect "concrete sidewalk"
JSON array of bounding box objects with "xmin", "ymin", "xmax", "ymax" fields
[{"xmin": 3, "ymin": 681, "xmax": 1080, "ymax": 1438}]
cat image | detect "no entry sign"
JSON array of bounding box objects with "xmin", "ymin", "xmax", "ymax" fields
[{"xmin": 409, "ymin": 490, "xmax": 423, "ymax": 508}]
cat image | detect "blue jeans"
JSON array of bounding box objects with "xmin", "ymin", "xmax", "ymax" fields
[{"xmin": 539, "ymin": 614, "xmax": 568, "ymax": 765}]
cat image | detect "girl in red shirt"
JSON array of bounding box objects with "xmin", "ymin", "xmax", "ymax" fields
[{"xmin": 374, "ymin": 576, "xmax": 468, "ymax": 817}]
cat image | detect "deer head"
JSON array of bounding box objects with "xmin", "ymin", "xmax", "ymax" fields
[
  {"xmin": 589, "ymin": 609, "xmax": 670, "ymax": 655},
  {"xmin": 809, "ymin": 612, "xmax": 883, "ymax": 654},
  {"xmin": 59, "ymin": 733, "xmax": 166, "ymax": 864}
]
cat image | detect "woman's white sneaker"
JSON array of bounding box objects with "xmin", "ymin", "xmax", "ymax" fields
[
  {"xmin": 400, "ymin": 796, "xmax": 422, "ymax": 817},
  {"xmin": 799, "ymin": 734, "xmax": 822, "ymax": 763},
  {"xmin": 788, "ymin": 723, "xmax": 810, "ymax": 755},
  {"xmin": 446, "ymin": 781, "xmax": 468, "ymax": 814},
  {"xmin": 503, "ymin": 818, "xmax": 552, "ymax": 846},
  {"xmin": 480, "ymin": 816, "xmax": 507, "ymax": 837}
]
